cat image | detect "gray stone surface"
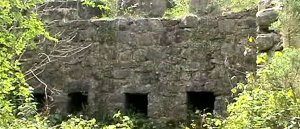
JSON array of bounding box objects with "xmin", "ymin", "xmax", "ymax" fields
[
  {"xmin": 256, "ymin": 33, "xmax": 281, "ymax": 51},
  {"xmin": 256, "ymin": 0, "xmax": 283, "ymax": 55},
  {"xmin": 258, "ymin": 0, "xmax": 282, "ymax": 11},
  {"xmin": 190, "ymin": 0, "xmax": 213, "ymax": 15},
  {"xmin": 179, "ymin": 15, "xmax": 198, "ymax": 28},
  {"xmin": 119, "ymin": 0, "xmax": 168, "ymax": 17},
  {"xmin": 256, "ymin": 8, "xmax": 279, "ymax": 31},
  {"xmin": 41, "ymin": 0, "xmax": 220, "ymax": 19},
  {"xmin": 40, "ymin": 1, "xmax": 103, "ymax": 21},
  {"xmin": 25, "ymin": 9, "xmax": 257, "ymax": 120}
]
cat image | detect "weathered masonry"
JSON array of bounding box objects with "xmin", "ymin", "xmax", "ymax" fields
[{"xmin": 25, "ymin": 1, "xmax": 257, "ymax": 120}]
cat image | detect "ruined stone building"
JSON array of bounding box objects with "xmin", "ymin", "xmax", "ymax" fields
[{"xmin": 25, "ymin": 0, "xmax": 258, "ymax": 120}]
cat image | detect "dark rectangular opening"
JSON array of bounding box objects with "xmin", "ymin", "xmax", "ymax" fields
[
  {"xmin": 33, "ymin": 93, "xmax": 46, "ymax": 112},
  {"xmin": 125, "ymin": 93, "xmax": 148, "ymax": 117},
  {"xmin": 68, "ymin": 92, "xmax": 88, "ymax": 114},
  {"xmin": 187, "ymin": 92, "xmax": 215, "ymax": 113}
]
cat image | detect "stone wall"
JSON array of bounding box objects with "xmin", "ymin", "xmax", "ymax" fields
[{"xmin": 25, "ymin": 3, "xmax": 257, "ymax": 120}]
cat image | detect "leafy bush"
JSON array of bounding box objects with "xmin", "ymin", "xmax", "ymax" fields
[
  {"xmin": 271, "ymin": 0, "xmax": 300, "ymax": 48},
  {"xmin": 60, "ymin": 116, "xmax": 99, "ymax": 129},
  {"xmin": 222, "ymin": 49, "xmax": 300, "ymax": 129},
  {"xmin": 82, "ymin": 0, "xmax": 118, "ymax": 18},
  {"xmin": 216, "ymin": 0, "xmax": 258, "ymax": 12},
  {"xmin": 0, "ymin": 0, "xmax": 100, "ymax": 128},
  {"xmin": 164, "ymin": 0, "xmax": 191, "ymax": 18},
  {"xmin": 0, "ymin": 0, "xmax": 55, "ymax": 127},
  {"xmin": 82, "ymin": 0, "xmax": 141, "ymax": 18},
  {"xmin": 184, "ymin": 49, "xmax": 300, "ymax": 129},
  {"xmin": 102, "ymin": 111, "xmax": 135, "ymax": 129},
  {"xmin": 183, "ymin": 112, "xmax": 223, "ymax": 129}
]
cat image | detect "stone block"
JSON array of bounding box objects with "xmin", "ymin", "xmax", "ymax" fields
[
  {"xmin": 190, "ymin": 0, "xmax": 212, "ymax": 14},
  {"xmin": 256, "ymin": 8, "xmax": 279, "ymax": 31},
  {"xmin": 64, "ymin": 80, "xmax": 91, "ymax": 93},
  {"xmin": 145, "ymin": 48, "xmax": 163, "ymax": 61},
  {"xmin": 182, "ymin": 62, "xmax": 200, "ymax": 72},
  {"xmin": 116, "ymin": 31, "xmax": 137, "ymax": 44},
  {"xmin": 158, "ymin": 62, "xmax": 174, "ymax": 73},
  {"xmin": 179, "ymin": 15, "xmax": 198, "ymax": 28},
  {"xmin": 214, "ymin": 96, "xmax": 230, "ymax": 116},
  {"xmin": 133, "ymin": 49, "xmax": 147, "ymax": 62},
  {"xmin": 256, "ymin": 33, "xmax": 280, "ymax": 51},
  {"xmin": 121, "ymin": 84, "xmax": 154, "ymax": 93},
  {"xmin": 175, "ymin": 29, "xmax": 192, "ymax": 43},
  {"xmin": 146, "ymin": 0, "xmax": 168, "ymax": 17},
  {"xmin": 159, "ymin": 31, "xmax": 175, "ymax": 46},
  {"xmin": 161, "ymin": 19, "xmax": 180, "ymax": 27},
  {"xmin": 112, "ymin": 69, "xmax": 132, "ymax": 79},
  {"xmin": 116, "ymin": 18, "xmax": 132, "ymax": 31},
  {"xmin": 148, "ymin": 19, "xmax": 165, "ymax": 32},
  {"xmin": 238, "ymin": 17, "xmax": 257, "ymax": 28},
  {"xmin": 40, "ymin": 1, "xmax": 102, "ymax": 20},
  {"xmin": 136, "ymin": 33, "xmax": 155, "ymax": 46},
  {"xmin": 218, "ymin": 19, "xmax": 236, "ymax": 33},
  {"xmin": 118, "ymin": 50, "xmax": 133, "ymax": 61},
  {"xmin": 132, "ymin": 19, "xmax": 148, "ymax": 32},
  {"xmin": 77, "ymin": 27, "xmax": 97, "ymax": 41},
  {"xmin": 134, "ymin": 61, "xmax": 154, "ymax": 73},
  {"xmin": 119, "ymin": 0, "xmax": 168, "ymax": 17},
  {"xmin": 180, "ymin": 72, "xmax": 192, "ymax": 81}
]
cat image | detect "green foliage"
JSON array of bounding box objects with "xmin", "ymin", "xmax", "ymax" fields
[
  {"xmin": 60, "ymin": 116, "xmax": 99, "ymax": 129},
  {"xmin": 183, "ymin": 112, "xmax": 223, "ymax": 129},
  {"xmin": 9, "ymin": 115, "xmax": 50, "ymax": 129},
  {"xmin": 222, "ymin": 48, "xmax": 300, "ymax": 129},
  {"xmin": 271, "ymin": 0, "xmax": 300, "ymax": 48},
  {"xmin": 256, "ymin": 53, "xmax": 269, "ymax": 65},
  {"xmin": 0, "ymin": 0, "xmax": 55, "ymax": 127},
  {"xmin": 82, "ymin": 0, "xmax": 143, "ymax": 18},
  {"xmin": 164, "ymin": 0, "xmax": 191, "ymax": 18},
  {"xmin": 102, "ymin": 111, "xmax": 134, "ymax": 129},
  {"xmin": 82, "ymin": 0, "xmax": 117, "ymax": 18},
  {"xmin": 216, "ymin": 0, "xmax": 258, "ymax": 12}
]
